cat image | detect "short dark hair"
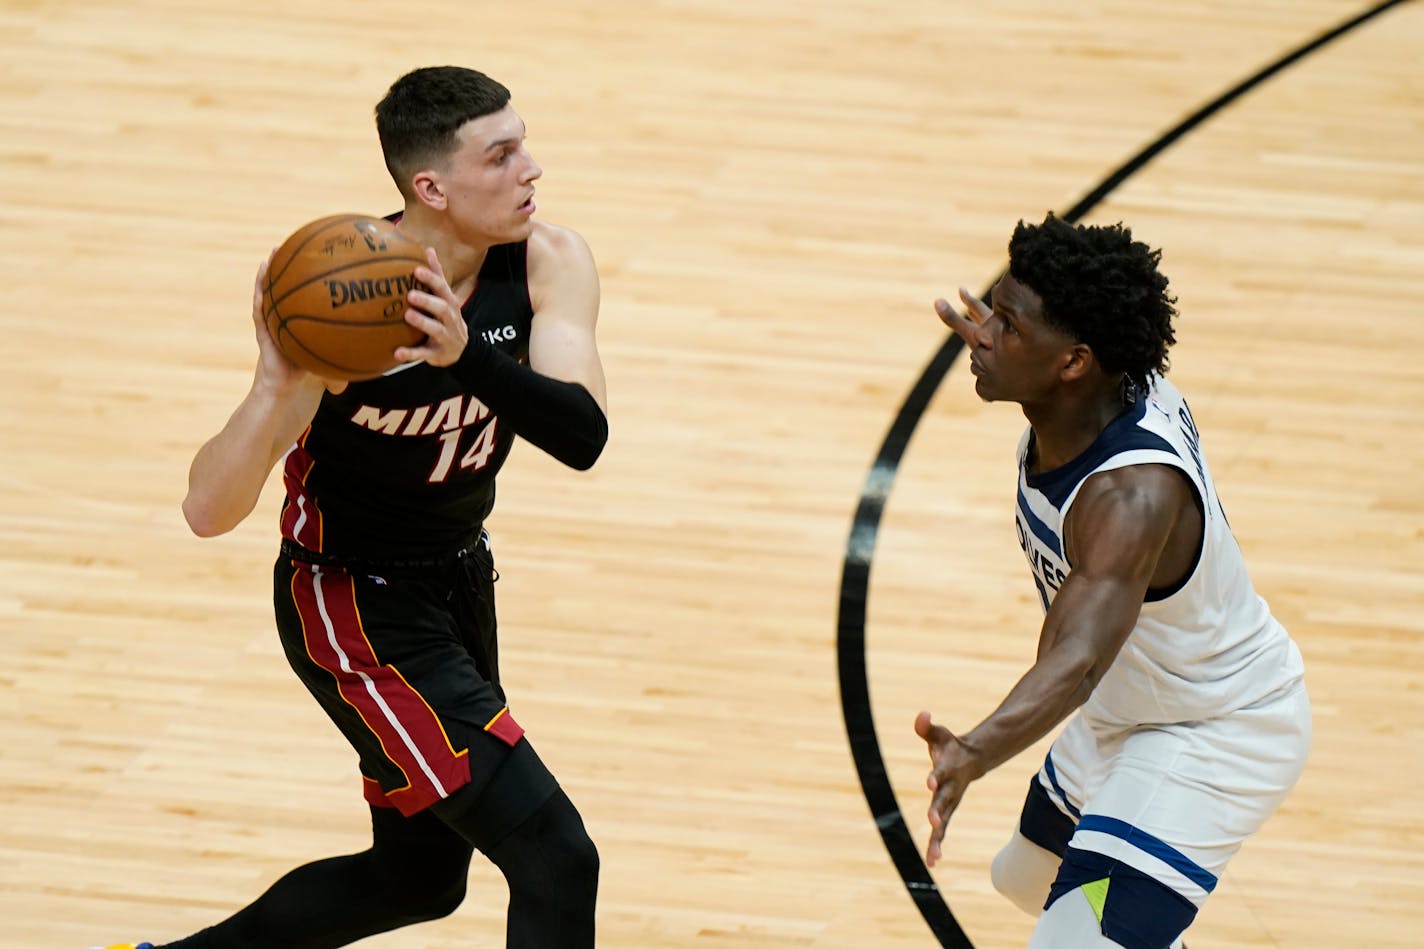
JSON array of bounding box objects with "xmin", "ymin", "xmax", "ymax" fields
[
  {"xmin": 1007, "ymin": 214, "xmax": 1177, "ymax": 390},
  {"xmin": 375, "ymin": 66, "xmax": 512, "ymax": 198}
]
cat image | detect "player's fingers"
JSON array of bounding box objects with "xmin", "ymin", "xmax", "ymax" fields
[
  {"xmin": 423, "ymin": 246, "xmax": 444, "ymax": 278},
  {"xmin": 934, "ymin": 298, "xmax": 980, "ymax": 346},
  {"xmin": 405, "ymin": 288, "xmax": 459, "ymax": 328},
  {"xmin": 914, "ymin": 710, "xmax": 935, "ymax": 740},
  {"xmin": 929, "ymin": 780, "xmax": 962, "ymax": 832},
  {"xmin": 252, "ymin": 255, "xmax": 273, "ymax": 314},
  {"xmin": 403, "ymin": 307, "xmax": 454, "ymax": 344},
  {"xmin": 914, "ymin": 712, "xmax": 954, "ymax": 761},
  {"xmin": 926, "ymin": 818, "xmax": 947, "ymax": 866},
  {"xmin": 417, "ymin": 249, "xmax": 463, "ymax": 307},
  {"xmin": 958, "ymin": 286, "xmax": 992, "ymax": 321}
]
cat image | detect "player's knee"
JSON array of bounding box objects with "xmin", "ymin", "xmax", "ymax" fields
[
  {"xmin": 540, "ymin": 805, "xmax": 600, "ymax": 898},
  {"xmin": 491, "ymin": 789, "xmax": 600, "ymax": 902},
  {"xmin": 374, "ymin": 857, "xmax": 469, "ymax": 922},
  {"xmin": 991, "ymin": 833, "xmax": 1061, "ymax": 917},
  {"xmin": 403, "ymin": 876, "xmax": 468, "ymax": 921}
]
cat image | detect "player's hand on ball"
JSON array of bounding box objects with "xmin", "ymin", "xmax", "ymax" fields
[
  {"xmin": 251, "ymin": 257, "xmax": 345, "ymax": 395},
  {"xmin": 396, "ymin": 247, "xmax": 469, "ymax": 367},
  {"xmin": 914, "ymin": 710, "xmax": 979, "ymax": 867}
]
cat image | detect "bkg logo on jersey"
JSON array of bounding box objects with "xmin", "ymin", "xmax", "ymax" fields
[{"xmin": 481, "ymin": 324, "xmax": 518, "ymax": 344}]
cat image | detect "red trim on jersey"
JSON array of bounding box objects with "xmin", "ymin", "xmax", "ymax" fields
[
  {"xmin": 289, "ymin": 567, "xmax": 471, "ymax": 816},
  {"xmin": 280, "ymin": 431, "xmax": 323, "ymax": 552}
]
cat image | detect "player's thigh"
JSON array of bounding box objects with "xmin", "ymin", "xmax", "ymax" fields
[
  {"xmin": 274, "ymin": 559, "xmax": 523, "ymax": 814},
  {"xmin": 1047, "ymin": 689, "xmax": 1310, "ymax": 946},
  {"xmin": 1028, "ymin": 886, "xmax": 1141, "ymax": 949}
]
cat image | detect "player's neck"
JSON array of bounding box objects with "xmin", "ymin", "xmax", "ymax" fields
[
  {"xmin": 394, "ymin": 209, "xmax": 490, "ymax": 294},
  {"xmin": 1022, "ymin": 385, "xmax": 1129, "ymax": 473}
]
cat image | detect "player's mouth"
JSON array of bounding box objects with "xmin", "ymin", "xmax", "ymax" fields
[{"xmin": 518, "ymin": 192, "xmax": 536, "ymax": 216}]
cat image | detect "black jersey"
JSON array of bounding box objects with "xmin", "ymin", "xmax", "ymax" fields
[{"xmin": 279, "ymin": 240, "xmax": 532, "ymax": 560}]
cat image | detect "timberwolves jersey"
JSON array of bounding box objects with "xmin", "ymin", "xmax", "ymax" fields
[
  {"xmin": 279, "ymin": 240, "xmax": 533, "ymax": 560},
  {"xmin": 1014, "ymin": 376, "xmax": 1305, "ymax": 729}
]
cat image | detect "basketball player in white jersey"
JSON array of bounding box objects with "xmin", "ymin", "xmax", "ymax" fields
[{"xmin": 914, "ymin": 214, "xmax": 1310, "ymax": 949}]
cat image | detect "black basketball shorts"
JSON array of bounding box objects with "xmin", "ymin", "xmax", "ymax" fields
[{"xmin": 272, "ymin": 537, "xmax": 531, "ymax": 817}]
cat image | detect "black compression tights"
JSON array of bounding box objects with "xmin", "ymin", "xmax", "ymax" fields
[{"xmin": 158, "ymin": 789, "xmax": 598, "ymax": 949}]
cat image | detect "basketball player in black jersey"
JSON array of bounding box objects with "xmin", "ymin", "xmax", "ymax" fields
[{"xmin": 101, "ymin": 66, "xmax": 607, "ymax": 949}]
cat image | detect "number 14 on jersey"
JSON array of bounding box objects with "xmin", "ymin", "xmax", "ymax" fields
[{"xmin": 429, "ymin": 421, "xmax": 499, "ymax": 483}]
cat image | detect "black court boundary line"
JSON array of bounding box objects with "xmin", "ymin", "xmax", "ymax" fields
[{"xmin": 835, "ymin": 2, "xmax": 1412, "ymax": 945}]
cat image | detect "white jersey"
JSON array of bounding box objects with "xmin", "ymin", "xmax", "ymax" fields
[{"xmin": 1014, "ymin": 376, "xmax": 1304, "ymax": 730}]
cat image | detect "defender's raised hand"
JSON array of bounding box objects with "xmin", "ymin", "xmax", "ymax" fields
[{"xmin": 933, "ymin": 287, "xmax": 993, "ymax": 347}]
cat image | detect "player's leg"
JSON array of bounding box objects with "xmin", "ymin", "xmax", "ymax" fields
[
  {"xmin": 430, "ymin": 536, "xmax": 600, "ymax": 946},
  {"xmin": 993, "ymin": 716, "xmax": 1096, "ymax": 915},
  {"xmin": 992, "ymin": 775, "xmax": 1075, "ymax": 915},
  {"xmin": 432, "ymin": 737, "xmax": 600, "ymax": 949},
  {"xmin": 484, "ymin": 788, "xmax": 600, "ymax": 948},
  {"xmin": 155, "ymin": 804, "xmax": 475, "ymax": 949}
]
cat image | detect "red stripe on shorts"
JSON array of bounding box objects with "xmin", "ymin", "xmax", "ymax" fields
[
  {"xmin": 289, "ymin": 567, "xmax": 471, "ymax": 815},
  {"xmin": 484, "ymin": 707, "xmax": 525, "ymax": 746}
]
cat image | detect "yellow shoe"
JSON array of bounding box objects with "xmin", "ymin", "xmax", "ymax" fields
[{"xmin": 89, "ymin": 943, "xmax": 154, "ymax": 949}]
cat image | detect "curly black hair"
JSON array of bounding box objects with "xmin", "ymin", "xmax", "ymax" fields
[{"xmin": 1007, "ymin": 214, "xmax": 1177, "ymax": 391}]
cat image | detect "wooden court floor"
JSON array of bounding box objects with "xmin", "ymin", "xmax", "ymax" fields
[{"xmin": 1, "ymin": 1, "xmax": 1420, "ymax": 946}]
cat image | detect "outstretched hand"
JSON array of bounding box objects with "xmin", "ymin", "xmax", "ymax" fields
[
  {"xmin": 395, "ymin": 247, "xmax": 469, "ymax": 367},
  {"xmin": 914, "ymin": 710, "xmax": 981, "ymax": 867},
  {"xmin": 933, "ymin": 287, "xmax": 992, "ymax": 347}
]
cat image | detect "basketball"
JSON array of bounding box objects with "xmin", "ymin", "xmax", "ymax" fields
[{"xmin": 261, "ymin": 214, "xmax": 429, "ymax": 380}]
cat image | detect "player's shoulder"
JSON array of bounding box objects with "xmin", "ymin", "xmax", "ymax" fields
[
  {"xmin": 528, "ymin": 219, "xmax": 594, "ymax": 268},
  {"xmin": 526, "ymin": 220, "xmax": 599, "ymax": 313},
  {"xmin": 1074, "ymin": 462, "xmax": 1197, "ymax": 545}
]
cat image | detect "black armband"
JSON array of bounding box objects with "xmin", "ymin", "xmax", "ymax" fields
[{"xmin": 449, "ymin": 338, "xmax": 607, "ymax": 470}]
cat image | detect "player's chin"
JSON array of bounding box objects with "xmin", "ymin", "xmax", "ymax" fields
[{"xmin": 503, "ymin": 216, "xmax": 536, "ymax": 241}]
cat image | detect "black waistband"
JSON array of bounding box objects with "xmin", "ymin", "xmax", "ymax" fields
[{"xmin": 280, "ymin": 533, "xmax": 485, "ymax": 573}]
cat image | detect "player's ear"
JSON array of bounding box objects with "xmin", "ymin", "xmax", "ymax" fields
[
  {"xmin": 1060, "ymin": 342, "xmax": 1095, "ymax": 382},
  {"xmin": 411, "ymin": 169, "xmax": 446, "ymax": 210}
]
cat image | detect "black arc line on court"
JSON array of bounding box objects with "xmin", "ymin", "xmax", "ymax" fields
[{"xmin": 835, "ymin": 2, "xmax": 1412, "ymax": 945}]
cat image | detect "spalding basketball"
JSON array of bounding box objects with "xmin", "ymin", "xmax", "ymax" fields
[{"xmin": 261, "ymin": 214, "xmax": 428, "ymax": 380}]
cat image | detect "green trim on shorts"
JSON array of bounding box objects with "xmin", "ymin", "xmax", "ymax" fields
[{"xmin": 1082, "ymin": 878, "xmax": 1110, "ymax": 924}]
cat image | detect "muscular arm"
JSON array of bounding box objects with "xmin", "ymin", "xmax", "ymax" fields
[
  {"xmin": 524, "ymin": 222, "xmax": 607, "ymax": 410},
  {"xmin": 182, "ymin": 259, "xmax": 337, "ymax": 537},
  {"xmin": 182, "ymin": 374, "xmax": 327, "ymax": 536},
  {"xmin": 916, "ymin": 464, "xmax": 1197, "ymax": 864}
]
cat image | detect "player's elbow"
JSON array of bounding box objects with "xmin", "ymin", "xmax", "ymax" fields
[
  {"xmin": 1056, "ymin": 648, "xmax": 1105, "ymax": 707},
  {"xmin": 182, "ymin": 495, "xmax": 236, "ymax": 538},
  {"xmin": 565, "ymin": 433, "xmax": 607, "ymax": 471},
  {"xmin": 559, "ymin": 404, "xmax": 608, "ymax": 471}
]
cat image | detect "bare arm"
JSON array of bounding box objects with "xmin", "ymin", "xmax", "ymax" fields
[
  {"xmin": 525, "ymin": 221, "xmax": 607, "ymax": 411},
  {"xmin": 182, "ymin": 260, "xmax": 339, "ymax": 537},
  {"xmin": 914, "ymin": 464, "xmax": 1195, "ymax": 865}
]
